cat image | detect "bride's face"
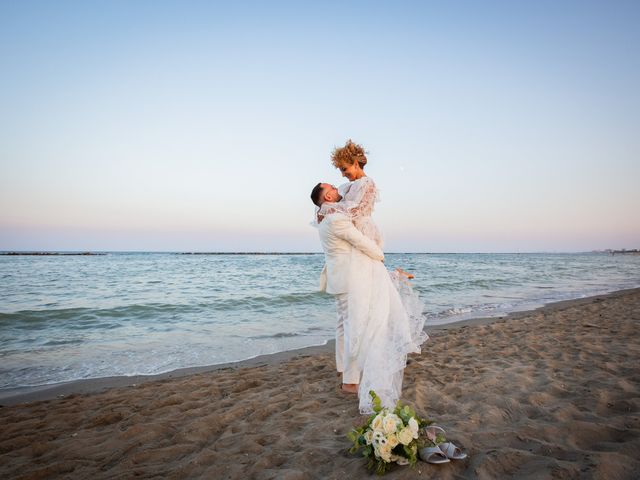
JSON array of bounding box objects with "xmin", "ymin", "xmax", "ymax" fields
[{"xmin": 339, "ymin": 161, "xmax": 361, "ymax": 181}]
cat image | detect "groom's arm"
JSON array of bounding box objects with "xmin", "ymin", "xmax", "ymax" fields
[{"xmin": 331, "ymin": 216, "xmax": 384, "ymax": 261}]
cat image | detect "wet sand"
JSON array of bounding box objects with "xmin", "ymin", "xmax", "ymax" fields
[{"xmin": 1, "ymin": 288, "xmax": 639, "ymax": 479}]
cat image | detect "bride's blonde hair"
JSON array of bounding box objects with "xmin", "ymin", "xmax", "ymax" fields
[{"xmin": 331, "ymin": 139, "xmax": 367, "ymax": 169}]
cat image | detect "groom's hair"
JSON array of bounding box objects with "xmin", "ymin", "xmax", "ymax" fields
[{"xmin": 310, "ymin": 182, "xmax": 324, "ymax": 206}]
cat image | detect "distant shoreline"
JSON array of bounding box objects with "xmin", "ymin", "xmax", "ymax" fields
[
  {"xmin": 0, "ymin": 252, "xmax": 106, "ymax": 256},
  {"xmin": 0, "ymin": 251, "xmax": 321, "ymax": 256},
  {"xmin": 1, "ymin": 251, "xmax": 635, "ymax": 256}
]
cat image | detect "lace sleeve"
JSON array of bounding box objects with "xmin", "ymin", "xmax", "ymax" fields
[
  {"xmin": 313, "ymin": 202, "xmax": 341, "ymax": 225},
  {"xmin": 341, "ymin": 177, "xmax": 379, "ymax": 220}
]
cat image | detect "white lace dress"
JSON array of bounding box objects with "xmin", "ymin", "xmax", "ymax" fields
[{"xmin": 317, "ymin": 177, "xmax": 429, "ymax": 413}]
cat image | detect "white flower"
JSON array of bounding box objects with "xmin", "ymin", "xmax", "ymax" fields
[
  {"xmin": 398, "ymin": 427, "xmax": 414, "ymax": 445},
  {"xmin": 377, "ymin": 442, "xmax": 393, "ymax": 462},
  {"xmin": 387, "ymin": 433, "xmax": 399, "ymax": 448},
  {"xmin": 371, "ymin": 414, "xmax": 384, "ymax": 432},
  {"xmin": 383, "ymin": 418, "xmax": 397, "ymax": 434},
  {"xmin": 364, "ymin": 430, "xmax": 373, "ymax": 445},
  {"xmin": 372, "ymin": 430, "xmax": 385, "ymax": 445},
  {"xmin": 408, "ymin": 417, "xmax": 420, "ymax": 439},
  {"xmin": 388, "ymin": 413, "xmax": 402, "ymax": 423},
  {"xmin": 396, "ymin": 456, "xmax": 409, "ymax": 466},
  {"xmin": 383, "ymin": 414, "xmax": 401, "ymax": 434}
]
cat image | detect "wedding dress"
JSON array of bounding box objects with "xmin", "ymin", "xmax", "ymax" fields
[{"xmin": 316, "ymin": 177, "xmax": 428, "ymax": 413}]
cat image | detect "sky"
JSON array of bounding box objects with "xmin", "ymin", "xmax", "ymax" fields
[{"xmin": 0, "ymin": 0, "xmax": 638, "ymax": 252}]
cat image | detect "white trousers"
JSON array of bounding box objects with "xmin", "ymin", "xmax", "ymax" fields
[{"xmin": 335, "ymin": 293, "xmax": 361, "ymax": 384}]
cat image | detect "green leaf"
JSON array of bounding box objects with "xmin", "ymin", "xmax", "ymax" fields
[
  {"xmin": 370, "ymin": 390, "xmax": 382, "ymax": 413},
  {"xmin": 403, "ymin": 444, "xmax": 413, "ymax": 457}
]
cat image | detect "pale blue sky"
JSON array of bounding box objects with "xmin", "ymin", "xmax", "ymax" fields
[{"xmin": 1, "ymin": 1, "xmax": 638, "ymax": 252}]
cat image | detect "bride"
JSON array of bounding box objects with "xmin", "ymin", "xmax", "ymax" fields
[{"xmin": 314, "ymin": 139, "xmax": 428, "ymax": 414}]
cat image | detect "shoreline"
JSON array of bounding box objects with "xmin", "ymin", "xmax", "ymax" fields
[{"xmin": 3, "ymin": 286, "xmax": 639, "ymax": 407}]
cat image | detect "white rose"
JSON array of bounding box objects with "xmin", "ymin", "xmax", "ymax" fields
[
  {"xmin": 371, "ymin": 414, "xmax": 384, "ymax": 432},
  {"xmin": 364, "ymin": 430, "xmax": 373, "ymax": 445},
  {"xmin": 377, "ymin": 443, "xmax": 392, "ymax": 462},
  {"xmin": 387, "ymin": 433, "xmax": 399, "ymax": 448},
  {"xmin": 408, "ymin": 417, "xmax": 419, "ymax": 439},
  {"xmin": 398, "ymin": 427, "xmax": 413, "ymax": 445},
  {"xmin": 383, "ymin": 416, "xmax": 398, "ymax": 435},
  {"xmin": 388, "ymin": 413, "xmax": 402, "ymax": 425},
  {"xmin": 389, "ymin": 413, "xmax": 402, "ymax": 423}
]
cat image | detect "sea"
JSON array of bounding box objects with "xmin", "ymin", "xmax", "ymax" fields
[{"xmin": 1, "ymin": 252, "xmax": 639, "ymax": 391}]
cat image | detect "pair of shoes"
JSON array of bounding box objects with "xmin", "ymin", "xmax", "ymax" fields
[
  {"xmin": 419, "ymin": 442, "xmax": 468, "ymax": 463},
  {"xmin": 418, "ymin": 426, "xmax": 467, "ymax": 464}
]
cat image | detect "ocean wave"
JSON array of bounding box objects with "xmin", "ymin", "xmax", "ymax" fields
[
  {"xmin": 0, "ymin": 291, "xmax": 330, "ymax": 327},
  {"xmin": 433, "ymin": 301, "xmax": 520, "ymax": 319},
  {"xmin": 205, "ymin": 291, "xmax": 328, "ymax": 311},
  {"xmin": 249, "ymin": 327, "xmax": 331, "ymax": 340},
  {"xmin": 426, "ymin": 278, "xmax": 518, "ymax": 291}
]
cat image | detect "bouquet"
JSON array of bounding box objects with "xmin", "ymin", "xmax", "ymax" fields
[{"xmin": 347, "ymin": 391, "xmax": 432, "ymax": 475}]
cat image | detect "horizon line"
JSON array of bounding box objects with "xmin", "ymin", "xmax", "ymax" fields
[{"xmin": 1, "ymin": 250, "xmax": 634, "ymax": 255}]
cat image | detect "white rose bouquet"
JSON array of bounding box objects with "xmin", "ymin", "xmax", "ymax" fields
[{"xmin": 347, "ymin": 391, "xmax": 432, "ymax": 475}]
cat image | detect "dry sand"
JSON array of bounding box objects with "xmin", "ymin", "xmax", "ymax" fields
[{"xmin": 1, "ymin": 288, "xmax": 639, "ymax": 479}]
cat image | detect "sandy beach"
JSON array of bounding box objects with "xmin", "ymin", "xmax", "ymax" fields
[{"xmin": 1, "ymin": 288, "xmax": 639, "ymax": 479}]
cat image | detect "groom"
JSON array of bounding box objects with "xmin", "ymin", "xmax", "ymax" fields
[{"xmin": 310, "ymin": 183, "xmax": 384, "ymax": 394}]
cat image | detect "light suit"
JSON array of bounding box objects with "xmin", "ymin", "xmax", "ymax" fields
[{"xmin": 317, "ymin": 212, "xmax": 384, "ymax": 383}]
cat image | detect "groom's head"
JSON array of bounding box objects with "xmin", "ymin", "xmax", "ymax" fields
[{"xmin": 310, "ymin": 183, "xmax": 342, "ymax": 206}]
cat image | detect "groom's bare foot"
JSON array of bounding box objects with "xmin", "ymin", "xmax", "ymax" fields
[{"xmin": 341, "ymin": 383, "xmax": 359, "ymax": 394}]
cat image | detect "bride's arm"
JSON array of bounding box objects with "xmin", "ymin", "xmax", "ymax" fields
[{"xmin": 340, "ymin": 178, "xmax": 378, "ymax": 220}]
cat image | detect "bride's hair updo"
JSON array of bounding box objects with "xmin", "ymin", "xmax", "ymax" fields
[{"xmin": 331, "ymin": 139, "xmax": 367, "ymax": 169}]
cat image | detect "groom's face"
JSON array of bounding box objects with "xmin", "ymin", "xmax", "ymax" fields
[{"xmin": 321, "ymin": 184, "xmax": 341, "ymax": 204}]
